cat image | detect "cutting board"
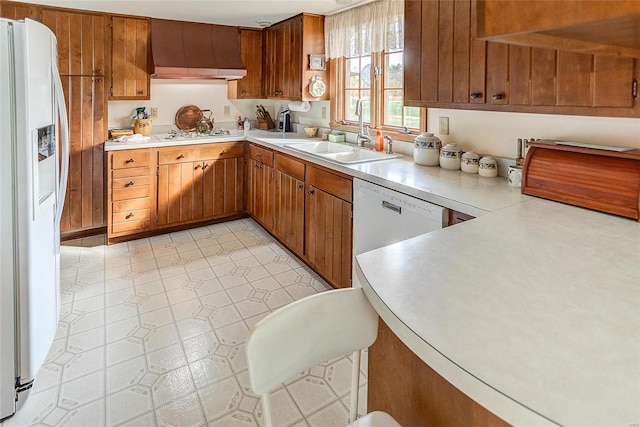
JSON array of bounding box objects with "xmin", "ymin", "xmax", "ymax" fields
[{"xmin": 522, "ymin": 140, "xmax": 640, "ymax": 221}]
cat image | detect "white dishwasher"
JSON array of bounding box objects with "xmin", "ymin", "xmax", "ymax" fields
[{"xmin": 352, "ymin": 178, "xmax": 447, "ymax": 287}]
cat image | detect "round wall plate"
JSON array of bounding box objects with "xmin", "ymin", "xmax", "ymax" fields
[{"xmin": 309, "ymin": 77, "xmax": 326, "ymax": 97}]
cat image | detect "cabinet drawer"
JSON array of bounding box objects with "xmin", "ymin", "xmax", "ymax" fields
[
  {"xmin": 111, "ymin": 149, "xmax": 150, "ymax": 169},
  {"xmin": 112, "ymin": 185, "xmax": 150, "ymax": 201},
  {"xmin": 249, "ymin": 144, "xmax": 274, "ymax": 166},
  {"xmin": 275, "ymin": 153, "xmax": 305, "ymax": 181},
  {"xmin": 112, "ymin": 175, "xmax": 151, "ymax": 190},
  {"xmin": 306, "ymin": 166, "xmax": 352, "ymax": 202},
  {"xmin": 112, "ymin": 198, "xmax": 151, "ymax": 213},
  {"xmin": 199, "ymin": 142, "xmax": 245, "ymax": 159},
  {"xmin": 112, "ymin": 167, "xmax": 150, "ymax": 179},
  {"xmin": 158, "ymin": 147, "xmax": 199, "ymax": 164},
  {"xmin": 111, "ymin": 218, "xmax": 150, "ymax": 234},
  {"xmin": 112, "ymin": 208, "xmax": 150, "ymax": 223}
]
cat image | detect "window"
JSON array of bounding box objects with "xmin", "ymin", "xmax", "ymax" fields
[{"xmin": 326, "ymin": 0, "xmax": 422, "ymax": 136}]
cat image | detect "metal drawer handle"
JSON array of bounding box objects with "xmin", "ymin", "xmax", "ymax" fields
[
  {"xmin": 177, "ymin": 154, "xmax": 184, "ymax": 159},
  {"xmin": 203, "ymin": 163, "xmax": 209, "ymax": 169},
  {"xmin": 382, "ymin": 200, "xmax": 402, "ymax": 215},
  {"xmin": 220, "ymin": 150, "xmax": 227, "ymax": 155},
  {"xmin": 257, "ymin": 153, "xmax": 262, "ymax": 157},
  {"xmin": 125, "ymin": 158, "xmax": 134, "ymax": 163},
  {"xmin": 126, "ymin": 212, "xmax": 134, "ymax": 219},
  {"xmin": 195, "ymin": 164, "xmax": 201, "ymax": 170},
  {"xmin": 492, "ymin": 93, "xmax": 504, "ymax": 100},
  {"xmin": 126, "ymin": 181, "xmax": 134, "ymax": 187},
  {"xmin": 470, "ymin": 92, "xmax": 482, "ymax": 99}
]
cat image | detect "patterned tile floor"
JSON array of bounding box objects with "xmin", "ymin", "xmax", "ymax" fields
[{"xmin": 3, "ymin": 218, "xmax": 367, "ymax": 427}]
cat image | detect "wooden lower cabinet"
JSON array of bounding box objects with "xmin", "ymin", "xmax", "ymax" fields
[
  {"xmin": 369, "ymin": 319, "xmax": 509, "ymax": 426},
  {"xmin": 305, "ymin": 166, "xmax": 352, "ymax": 289},
  {"xmin": 107, "ymin": 142, "xmax": 245, "ymax": 242},
  {"xmin": 247, "ymin": 144, "xmax": 275, "ymax": 231},
  {"xmin": 274, "ymin": 154, "xmax": 305, "ymax": 255}
]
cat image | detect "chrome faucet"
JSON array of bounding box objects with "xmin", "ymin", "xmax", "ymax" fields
[
  {"xmin": 384, "ymin": 135, "xmax": 393, "ymax": 154},
  {"xmin": 355, "ymin": 99, "xmax": 370, "ymax": 148}
]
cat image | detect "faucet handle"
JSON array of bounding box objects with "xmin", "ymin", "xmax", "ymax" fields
[
  {"xmin": 383, "ymin": 135, "xmax": 393, "ymax": 154},
  {"xmin": 364, "ymin": 125, "xmax": 371, "ymax": 137}
]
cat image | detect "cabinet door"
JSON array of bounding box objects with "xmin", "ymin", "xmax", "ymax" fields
[
  {"xmin": 157, "ymin": 161, "xmax": 199, "ymax": 227},
  {"xmin": 305, "ymin": 186, "xmax": 352, "ymax": 289},
  {"xmin": 110, "ymin": 16, "xmax": 149, "ymax": 100},
  {"xmin": 41, "ymin": 9, "xmax": 106, "ymax": 76},
  {"xmin": 202, "ymin": 156, "xmax": 245, "ymax": 219},
  {"xmin": 274, "ymin": 171, "xmax": 305, "ymax": 256},
  {"xmin": 248, "ymin": 159, "xmax": 274, "ymax": 231},
  {"xmin": 59, "ymin": 75, "xmax": 107, "ymax": 235},
  {"xmin": 265, "ymin": 17, "xmax": 303, "ymax": 99},
  {"xmin": 233, "ymin": 28, "xmax": 263, "ymax": 99}
]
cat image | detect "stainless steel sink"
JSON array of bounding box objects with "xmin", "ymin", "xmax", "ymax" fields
[{"xmin": 288, "ymin": 141, "xmax": 401, "ymax": 164}]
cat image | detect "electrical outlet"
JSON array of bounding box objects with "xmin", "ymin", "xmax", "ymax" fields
[
  {"xmin": 150, "ymin": 107, "xmax": 158, "ymax": 117},
  {"xmin": 439, "ymin": 116, "xmax": 449, "ymax": 135},
  {"xmin": 224, "ymin": 105, "xmax": 230, "ymax": 116},
  {"xmin": 321, "ymin": 107, "xmax": 327, "ymax": 119}
]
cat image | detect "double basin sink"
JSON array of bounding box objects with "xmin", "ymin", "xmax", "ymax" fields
[{"xmin": 258, "ymin": 138, "xmax": 401, "ymax": 165}]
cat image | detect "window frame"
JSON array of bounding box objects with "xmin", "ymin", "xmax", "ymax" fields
[{"xmin": 329, "ymin": 51, "xmax": 425, "ymax": 142}]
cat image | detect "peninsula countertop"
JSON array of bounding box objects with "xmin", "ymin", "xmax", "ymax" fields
[{"xmin": 356, "ymin": 198, "xmax": 640, "ymax": 426}]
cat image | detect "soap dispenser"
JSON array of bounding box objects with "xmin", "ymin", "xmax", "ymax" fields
[{"xmin": 375, "ymin": 128, "xmax": 384, "ymax": 151}]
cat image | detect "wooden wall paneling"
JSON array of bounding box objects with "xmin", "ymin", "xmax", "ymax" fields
[
  {"xmin": 593, "ymin": 55, "xmax": 635, "ymax": 108},
  {"xmin": 486, "ymin": 41, "xmax": 509, "ymax": 104},
  {"xmin": 91, "ymin": 76, "xmax": 106, "ymax": 226},
  {"xmin": 531, "ymin": 48, "xmax": 557, "ymax": 105},
  {"xmin": 421, "ymin": 0, "xmax": 439, "ymax": 102},
  {"xmin": 437, "ymin": 0, "xmax": 454, "ymax": 102},
  {"xmin": 403, "ymin": 0, "xmax": 422, "ymax": 102},
  {"xmin": 452, "ymin": 0, "xmax": 471, "ymax": 103},
  {"xmin": 556, "ymin": 51, "xmax": 592, "ymax": 106},
  {"xmin": 469, "ymin": 1, "xmax": 487, "ymax": 104},
  {"xmin": 509, "ymin": 45, "xmax": 532, "ymax": 105},
  {"xmin": 0, "ymin": 1, "xmax": 38, "ymax": 20},
  {"xmin": 192, "ymin": 162, "xmax": 204, "ymax": 222},
  {"xmin": 110, "ymin": 16, "xmax": 149, "ymax": 99}
]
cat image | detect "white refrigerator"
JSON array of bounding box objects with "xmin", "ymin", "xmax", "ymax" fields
[{"xmin": 0, "ymin": 18, "xmax": 69, "ymax": 420}]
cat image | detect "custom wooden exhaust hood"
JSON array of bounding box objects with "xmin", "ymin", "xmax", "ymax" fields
[{"xmin": 151, "ymin": 19, "xmax": 247, "ymax": 80}]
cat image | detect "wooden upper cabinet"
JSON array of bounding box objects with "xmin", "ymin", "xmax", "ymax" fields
[
  {"xmin": 41, "ymin": 9, "xmax": 106, "ymax": 76},
  {"xmin": 110, "ymin": 16, "xmax": 150, "ymax": 100},
  {"xmin": 475, "ymin": 0, "xmax": 640, "ymax": 58},
  {"xmin": 228, "ymin": 28, "xmax": 263, "ymax": 99},
  {"xmin": 0, "ymin": 1, "xmax": 39, "ymax": 20},
  {"xmin": 264, "ymin": 14, "xmax": 329, "ymax": 101}
]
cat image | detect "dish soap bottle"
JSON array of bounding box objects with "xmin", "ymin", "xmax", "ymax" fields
[{"xmin": 375, "ymin": 128, "xmax": 384, "ymax": 151}]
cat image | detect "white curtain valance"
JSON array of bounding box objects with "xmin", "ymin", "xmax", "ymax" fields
[{"xmin": 325, "ymin": 0, "xmax": 404, "ymax": 59}]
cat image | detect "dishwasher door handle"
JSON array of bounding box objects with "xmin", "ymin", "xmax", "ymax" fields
[{"xmin": 382, "ymin": 200, "xmax": 402, "ymax": 214}]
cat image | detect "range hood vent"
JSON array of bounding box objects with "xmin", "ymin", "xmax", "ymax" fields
[{"xmin": 151, "ymin": 19, "xmax": 247, "ymax": 80}]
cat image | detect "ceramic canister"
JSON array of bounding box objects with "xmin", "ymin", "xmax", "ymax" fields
[
  {"xmin": 461, "ymin": 151, "xmax": 480, "ymax": 174},
  {"xmin": 439, "ymin": 143, "xmax": 461, "ymax": 170},
  {"xmin": 413, "ymin": 132, "xmax": 441, "ymax": 166},
  {"xmin": 478, "ymin": 156, "xmax": 498, "ymax": 177}
]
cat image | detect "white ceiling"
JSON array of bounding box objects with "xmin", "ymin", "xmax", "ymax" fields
[{"xmin": 26, "ymin": 0, "xmax": 368, "ymax": 27}]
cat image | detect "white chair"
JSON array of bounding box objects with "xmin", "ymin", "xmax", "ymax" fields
[{"xmin": 246, "ymin": 287, "xmax": 401, "ymax": 427}]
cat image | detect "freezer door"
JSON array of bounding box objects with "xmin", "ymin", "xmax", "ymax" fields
[{"xmin": 0, "ymin": 18, "xmax": 18, "ymax": 420}]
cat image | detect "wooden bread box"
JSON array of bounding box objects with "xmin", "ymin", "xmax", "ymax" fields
[{"xmin": 522, "ymin": 140, "xmax": 640, "ymax": 221}]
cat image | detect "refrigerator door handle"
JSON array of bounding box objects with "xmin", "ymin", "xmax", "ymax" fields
[{"xmin": 52, "ymin": 59, "xmax": 68, "ymax": 227}]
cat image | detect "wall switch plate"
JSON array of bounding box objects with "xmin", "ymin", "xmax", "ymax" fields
[
  {"xmin": 150, "ymin": 107, "xmax": 158, "ymax": 117},
  {"xmin": 439, "ymin": 116, "xmax": 449, "ymax": 135},
  {"xmin": 224, "ymin": 105, "xmax": 230, "ymax": 116}
]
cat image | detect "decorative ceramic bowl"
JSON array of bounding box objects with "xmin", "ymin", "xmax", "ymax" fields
[{"xmin": 304, "ymin": 127, "xmax": 318, "ymax": 138}]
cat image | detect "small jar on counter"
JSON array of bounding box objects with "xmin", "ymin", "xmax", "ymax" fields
[
  {"xmin": 461, "ymin": 151, "xmax": 480, "ymax": 174},
  {"xmin": 439, "ymin": 143, "xmax": 461, "ymax": 170},
  {"xmin": 478, "ymin": 156, "xmax": 498, "ymax": 177},
  {"xmin": 413, "ymin": 132, "xmax": 441, "ymax": 166}
]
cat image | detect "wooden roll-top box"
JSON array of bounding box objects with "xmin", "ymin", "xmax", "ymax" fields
[{"xmin": 522, "ymin": 141, "xmax": 640, "ymax": 221}]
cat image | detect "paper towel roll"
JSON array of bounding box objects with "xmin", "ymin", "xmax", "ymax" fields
[{"xmin": 288, "ymin": 101, "xmax": 311, "ymax": 112}]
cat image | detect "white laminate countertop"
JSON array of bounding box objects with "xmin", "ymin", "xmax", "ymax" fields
[{"xmin": 356, "ymin": 198, "xmax": 640, "ymax": 426}]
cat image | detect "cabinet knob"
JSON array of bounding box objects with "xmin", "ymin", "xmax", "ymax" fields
[
  {"xmin": 203, "ymin": 163, "xmax": 208, "ymax": 169},
  {"xmin": 256, "ymin": 153, "xmax": 262, "ymax": 158},
  {"xmin": 137, "ymin": 90, "xmax": 145, "ymax": 95},
  {"xmin": 274, "ymin": 90, "xmax": 283, "ymax": 96},
  {"xmin": 95, "ymin": 78, "xmax": 102, "ymax": 83},
  {"xmin": 125, "ymin": 158, "xmax": 134, "ymax": 163},
  {"xmin": 241, "ymin": 90, "xmax": 246, "ymax": 95},
  {"xmin": 125, "ymin": 181, "xmax": 134, "ymax": 187},
  {"xmin": 296, "ymin": 184, "xmax": 303, "ymax": 190},
  {"xmin": 220, "ymin": 150, "xmax": 227, "ymax": 155},
  {"xmin": 470, "ymin": 92, "xmax": 482, "ymax": 99},
  {"xmin": 195, "ymin": 164, "xmax": 201, "ymax": 170},
  {"xmin": 126, "ymin": 212, "xmax": 134, "ymax": 219},
  {"xmin": 307, "ymin": 189, "xmax": 314, "ymax": 195},
  {"xmin": 177, "ymin": 154, "xmax": 184, "ymax": 159},
  {"xmin": 492, "ymin": 93, "xmax": 504, "ymax": 100},
  {"xmin": 95, "ymin": 69, "xmax": 102, "ymax": 75}
]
